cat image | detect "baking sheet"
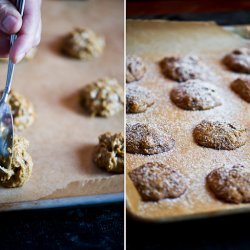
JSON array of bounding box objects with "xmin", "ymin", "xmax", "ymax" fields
[
  {"xmin": 0, "ymin": 0, "xmax": 124, "ymax": 209},
  {"xmin": 126, "ymin": 20, "xmax": 250, "ymax": 221}
]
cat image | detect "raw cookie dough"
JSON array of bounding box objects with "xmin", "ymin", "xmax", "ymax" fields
[
  {"xmin": 193, "ymin": 120, "xmax": 247, "ymax": 150},
  {"xmin": 161, "ymin": 55, "xmax": 210, "ymax": 82},
  {"xmin": 129, "ymin": 162, "xmax": 187, "ymax": 201},
  {"xmin": 80, "ymin": 78, "xmax": 124, "ymax": 117},
  {"xmin": 62, "ymin": 27, "xmax": 105, "ymax": 60},
  {"xmin": 0, "ymin": 48, "xmax": 37, "ymax": 62},
  {"xmin": 93, "ymin": 132, "xmax": 124, "ymax": 173},
  {"xmin": 223, "ymin": 48, "xmax": 250, "ymax": 73},
  {"xmin": 170, "ymin": 79, "xmax": 222, "ymax": 110},
  {"xmin": 207, "ymin": 165, "xmax": 250, "ymax": 204},
  {"xmin": 126, "ymin": 85, "xmax": 154, "ymax": 113},
  {"xmin": 231, "ymin": 78, "xmax": 250, "ymax": 103},
  {"xmin": 3, "ymin": 90, "xmax": 35, "ymax": 131},
  {"xmin": 126, "ymin": 55, "xmax": 146, "ymax": 83},
  {"xmin": 0, "ymin": 136, "xmax": 33, "ymax": 188},
  {"xmin": 126, "ymin": 123, "xmax": 175, "ymax": 155}
]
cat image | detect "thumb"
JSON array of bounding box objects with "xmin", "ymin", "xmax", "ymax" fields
[{"xmin": 0, "ymin": 0, "xmax": 22, "ymax": 34}]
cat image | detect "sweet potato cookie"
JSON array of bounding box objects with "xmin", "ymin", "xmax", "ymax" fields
[
  {"xmin": 161, "ymin": 55, "xmax": 210, "ymax": 82},
  {"xmin": 62, "ymin": 28, "xmax": 105, "ymax": 60},
  {"xmin": 126, "ymin": 55, "xmax": 146, "ymax": 83},
  {"xmin": 231, "ymin": 78, "xmax": 250, "ymax": 103},
  {"xmin": 126, "ymin": 123, "xmax": 175, "ymax": 155},
  {"xmin": 193, "ymin": 120, "xmax": 247, "ymax": 150},
  {"xmin": 223, "ymin": 48, "xmax": 250, "ymax": 73},
  {"xmin": 126, "ymin": 85, "xmax": 154, "ymax": 113},
  {"xmin": 93, "ymin": 132, "xmax": 124, "ymax": 174},
  {"xmin": 4, "ymin": 90, "xmax": 35, "ymax": 131},
  {"xmin": 0, "ymin": 136, "xmax": 33, "ymax": 188},
  {"xmin": 207, "ymin": 165, "xmax": 250, "ymax": 204},
  {"xmin": 129, "ymin": 162, "xmax": 187, "ymax": 201},
  {"xmin": 170, "ymin": 79, "xmax": 222, "ymax": 110},
  {"xmin": 80, "ymin": 78, "xmax": 124, "ymax": 117}
]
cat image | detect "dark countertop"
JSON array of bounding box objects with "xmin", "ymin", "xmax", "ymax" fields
[{"xmin": 0, "ymin": 202, "xmax": 124, "ymax": 250}]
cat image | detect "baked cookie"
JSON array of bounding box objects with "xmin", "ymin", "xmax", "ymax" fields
[
  {"xmin": 129, "ymin": 162, "xmax": 187, "ymax": 201},
  {"xmin": 80, "ymin": 78, "xmax": 124, "ymax": 117},
  {"xmin": 161, "ymin": 55, "xmax": 210, "ymax": 82},
  {"xmin": 170, "ymin": 79, "xmax": 222, "ymax": 110},
  {"xmin": 93, "ymin": 132, "xmax": 124, "ymax": 173},
  {"xmin": 193, "ymin": 120, "xmax": 247, "ymax": 150},
  {"xmin": 62, "ymin": 28, "xmax": 105, "ymax": 60},
  {"xmin": 126, "ymin": 55, "xmax": 146, "ymax": 83},
  {"xmin": 231, "ymin": 78, "xmax": 250, "ymax": 103},
  {"xmin": 126, "ymin": 123, "xmax": 175, "ymax": 155},
  {"xmin": 3, "ymin": 90, "xmax": 35, "ymax": 131},
  {"xmin": 0, "ymin": 136, "xmax": 33, "ymax": 188},
  {"xmin": 207, "ymin": 165, "xmax": 250, "ymax": 204},
  {"xmin": 126, "ymin": 85, "xmax": 154, "ymax": 113},
  {"xmin": 223, "ymin": 48, "xmax": 250, "ymax": 73}
]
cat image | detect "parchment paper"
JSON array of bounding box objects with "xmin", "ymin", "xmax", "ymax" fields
[
  {"xmin": 0, "ymin": 0, "xmax": 124, "ymax": 206},
  {"xmin": 126, "ymin": 20, "xmax": 250, "ymax": 221}
]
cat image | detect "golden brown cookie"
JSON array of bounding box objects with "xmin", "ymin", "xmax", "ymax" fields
[
  {"xmin": 193, "ymin": 120, "xmax": 247, "ymax": 150},
  {"xmin": 3, "ymin": 90, "xmax": 35, "ymax": 131},
  {"xmin": 0, "ymin": 136, "xmax": 33, "ymax": 188},
  {"xmin": 129, "ymin": 162, "xmax": 187, "ymax": 201},
  {"xmin": 62, "ymin": 28, "xmax": 105, "ymax": 60},
  {"xmin": 170, "ymin": 79, "xmax": 222, "ymax": 110},
  {"xmin": 80, "ymin": 78, "xmax": 124, "ymax": 117},
  {"xmin": 126, "ymin": 123, "xmax": 175, "ymax": 155},
  {"xmin": 126, "ymin": 55, "xmax": 146, "ymax": 83},
  {"xmin": 93, "ymin": 132, "xmax": 124, "ymax": 174},
  {"xmin": 223, "ymin": 48, "xmax": 250, "ymax": 73},
  {"xmin": 161, "ymin": 55, "xmax": 210, "ymax": 82},
  {"xmin": 126, "ymin": 85, "xmax": 154, "ymax": 113},
  {"xmin": 231, "ymin": 78, "xmax": 250, "ymax": 103},
  {"xmin": 207, "ymin": 165, "xmax": 250, "ymax": 204}
]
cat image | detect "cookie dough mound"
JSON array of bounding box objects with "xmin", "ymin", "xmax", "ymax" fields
[
  {"xmin": 231, "ymin": 78, "xmax": 250, "ymax": 103},
  {"xmin": 171, "ymin": 79, "xmax": 222, "ymax": 110},
  {"xmin": 193, "ymin": 120, "xmax": 247, "ymax": 150},
  {"xmin": 126, "ymin": 85, "xmax": 154, "ymax": 113},
  {"xmin": 0, "ymin": 136, "xmax": 33, "ymax": 188},
  {"xmin": 161, "ymin": 55, "xmax": 210, "ymax": 82},
  {"xmin": 126, "ymin": 55, "xmax": 146, "ymax": 83},
  {"xmin": 223, "ymin": 48, "xmax": 250, "ymax": 73},
  {"xmin": 207, "ymin": 165, "xmax": 250, "ymax": 204},
  {"xmin": 126, "ymin": 123, "xmax": 175, "ymax": 155},
  {"xmin": 4, "ymin": 90, "xmax": 35, "ymax": 131},
  {"xmin": 0, "ymin": 48, "xmax": 37, "ymax": 62},
  {"xmin": 80, "ymin": 78, "xmax": 124, "ymax": 117},
  {"xmin": 129, "ymin": 162, "xmax": 187, "ymax": 201},
  {"xmin": 62, "ymin": 28, "xmax": 105, "ymax": 60},
  {"xmin": 93, "ymin": 132, "xmax": 124, "ymax": 173}
]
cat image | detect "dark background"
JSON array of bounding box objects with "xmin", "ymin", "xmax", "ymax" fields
[{"xmin": 127, "ymin": 1, "xmax": 250, "ymax": 250}]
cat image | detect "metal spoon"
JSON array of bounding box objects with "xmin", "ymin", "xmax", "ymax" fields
[{"xmin": 0, "ymin": 0, "xmax": 25, "ymax": 168}]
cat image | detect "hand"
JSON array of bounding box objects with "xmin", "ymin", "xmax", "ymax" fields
[{"xmin": 0, "ymin": 0, "xmax": 42, "ymax": 63}]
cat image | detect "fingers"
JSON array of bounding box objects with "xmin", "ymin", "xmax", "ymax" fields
[
  {"xmin": 9, "ymin": 0, "xmax": 42, "ymax": 63},
  {"xmin": 0, "ymin": 0, "xmax": 22, "ymax": 34},
  {"xmin": 0, "ymin": 32, "xmax": 10, "ymax": 57}
]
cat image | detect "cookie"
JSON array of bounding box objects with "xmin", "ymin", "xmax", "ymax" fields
[
  {"xmin": 80, "ymin": 78, "xmax": 124, "ymax": 117},
  {"xmin": 126, "ymin": 55, "xmax": 146, "ymax": 83},
  {"xmin": 193, "ymin": 120, "xmax": 247, "ymax": 150},
  {"xmin": 126, "ymin": 85, "xmax": 154, "ymax": 113},
  {"xmin": 161, "ymin": 55, "xmax": 210, "ymax": 82},
  {"xmin": 126, "ymin": 123, "xmax": 175, "ymax": 155},
  {"xmin": 231, "ymin": 78, "xmax": 250, "ymax": 103},
  {"xmin": 207, "ymin": 165, "xmax": 250, "ymax": 204},
  {"xmin": 223, "ymin": 48, "xmax": 250, "ymax": 73},
  {"xmin": 129, "ymin": 162, "xmax": 187, "ymax": 201},
  {"xmin": 0, "ymin": 136, "xmax": 33, "ymax": 188},
  {"xmin": 62, "ymin": 27, "xmax": 105, "ymax": 60},
  {"xmin": 93, "ymin": 132, "xmax": 124, "ymax": 173},
  {"xmin": 170, "ymin": 79, "xmax": 222, "ymax": 110}
]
